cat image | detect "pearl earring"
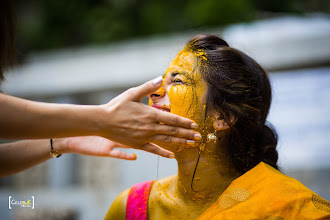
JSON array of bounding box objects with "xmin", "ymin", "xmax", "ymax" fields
[{"xmin": 207, "ymin": 132, "xmax": 217, "ymax": 143}]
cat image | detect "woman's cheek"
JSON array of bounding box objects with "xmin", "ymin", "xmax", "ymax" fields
[{"xmin": 168, "ymin": 85, "xmax": 198, "ymax": 120}]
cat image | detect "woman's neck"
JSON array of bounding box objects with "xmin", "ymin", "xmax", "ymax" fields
[{"xmin": 173, "ymin": 140, "xmax": 241, "ymax": 205}]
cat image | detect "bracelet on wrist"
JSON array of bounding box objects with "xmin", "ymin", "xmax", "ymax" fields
[{"xmin": 50, "ymin": 139, "xmax": 62, "ymax": 158}]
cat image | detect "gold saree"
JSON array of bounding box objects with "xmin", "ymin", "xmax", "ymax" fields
[{"xmin": 197, "ymin": 162, "xmax": 330, "ymax": 220}]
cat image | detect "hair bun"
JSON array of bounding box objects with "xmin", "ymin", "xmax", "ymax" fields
[{"xmin": 257, "ymin": 123, "xmax": 278, "ymax": 169}]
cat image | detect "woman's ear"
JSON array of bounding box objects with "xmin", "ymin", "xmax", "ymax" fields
[{"xmin": 213, "ymin": 112, "xmax": 238, "ymax": 131}]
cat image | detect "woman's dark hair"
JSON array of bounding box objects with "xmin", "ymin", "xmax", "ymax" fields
[
  {"xmin": 0, "ymin": 0, "xmax": 16, "ymax": 83},
  {"xmin": 185, "ymin": 34, "xmax": 278, "ymax": 173}
]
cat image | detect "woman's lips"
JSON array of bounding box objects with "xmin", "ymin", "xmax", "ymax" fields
[{"xmin": 151, "ymin": 104, "xmax": 171, "ymax": 112}]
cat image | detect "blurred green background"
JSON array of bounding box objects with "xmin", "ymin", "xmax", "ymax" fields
[{"xmin": 16, "ymin": 0, "xmax": 327, "ymax": 55}]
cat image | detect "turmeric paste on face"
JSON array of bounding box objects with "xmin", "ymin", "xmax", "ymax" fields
[{"xmin": 150, "ymin": 50, "xmax": 206, "ymax": 130}]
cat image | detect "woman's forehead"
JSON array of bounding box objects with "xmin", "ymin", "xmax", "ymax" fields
[{"xmin": 165, "ymin": 51, "xmax": 195, "ymax": 77}]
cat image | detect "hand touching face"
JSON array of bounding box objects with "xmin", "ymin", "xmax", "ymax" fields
[{"xmin": 149, "ymin": 51, "xmax": 207, "ymax": 143}]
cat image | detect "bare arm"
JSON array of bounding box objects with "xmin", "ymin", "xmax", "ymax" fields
[
  {"xmin": 0, "ymin": 136, "xmax": 136, "ymax": 178},
  {"xmin": 104, "ymin": 189, "xmax": 129, "ymax": 220},
  {"xmin": 0, "ymin": 93, "xmax": 101, "ymax": 139},
  {"xmin": 0, "ymin": 139, "xmax": 52, "ymax": 177}
]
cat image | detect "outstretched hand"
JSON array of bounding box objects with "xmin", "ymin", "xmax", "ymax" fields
[{"xmin": 58, "ymin": 136, "xmax": 138, "ymax": 160}]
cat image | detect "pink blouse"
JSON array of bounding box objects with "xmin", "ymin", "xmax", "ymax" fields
[{"xmin": 126, "ymin": 180, "xmax": 155, "ymax": 220}]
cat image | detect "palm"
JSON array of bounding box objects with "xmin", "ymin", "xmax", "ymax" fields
[{"xmin": 65, "ymin": 136, "xmax": 135, "ymax": 160}]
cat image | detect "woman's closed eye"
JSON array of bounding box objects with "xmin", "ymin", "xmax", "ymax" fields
[
  {"xmin": 173, "ymin": 78, "xmax": 184, "ymax": 84},
  {"xmin": 168, "ymin": 72, "xmax": 193, "ymax": 86}
]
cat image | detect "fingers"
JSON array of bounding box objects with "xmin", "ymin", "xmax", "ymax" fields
[
  {"xmin": 127, "ymin": 76, "xmax": 163, "ymax": 101},
  {"xmin": 154, "ymin": 124, "xmax": 201, "ymax": 140},
  {"xmin": 155, "ymin": 110, "xmax": 197, "ymax": 129},
  {"xmin": 108, "ymin": 141, "xmax": 130, "ymax": 149},
  {"xmin": 139, "ymin": 143, "xmax": 174, "ymax": 158},
  {"xmin": 150, "ymin": 135, "xmax": 196, "ymax": 146},
  {"xmin": 108, "ymin": 149, "xmax": 137, "ymax": 160}
]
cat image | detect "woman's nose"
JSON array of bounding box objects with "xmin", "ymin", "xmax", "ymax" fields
[{"xmin": 149, "ymin": 87, "xmax": 166, "ymax": 101}]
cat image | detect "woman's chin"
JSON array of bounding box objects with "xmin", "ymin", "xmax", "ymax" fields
[{"xmin": 158, "ymin": 142, "xmax": 200, "ymax": 155}]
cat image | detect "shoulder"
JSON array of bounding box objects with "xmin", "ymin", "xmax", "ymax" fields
[
  {"xmin": 105, "ymin": 177, "xmax": 176, "ymax": 220},
  {"xmin": 257, "ymin": 163, "xmax": 315, "ymax": 198},
  {"xmin": 254, "ymin": 163, "xmax": 330, "ymax": 217},
  {"xmin": 104, "ymin": 188, "xmax": 130, "ymax": 220},
  {"xmin": 105, "ymin": 179, "xmax": 161, "ymax": 220},
  {"xmin": 151, "ymin": 175, "xmax": 176, "ymax": 192},
  {"xmin": 149, "ymin": 175, "xmax": 176, "ymax": 205}
]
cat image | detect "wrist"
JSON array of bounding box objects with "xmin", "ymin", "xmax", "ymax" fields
[
  {"xmin": 52, "ymin": 138, "xmax": 69, "ymax": 154},
  {"xmin": 96, "ymin": 103, "xmax": 115, "ymax": 137},
  {"xmin": 83, "ymin": 104, "xmax": 108, "ymax": 137},
  {"xmin": 56, "ymin": 104, "xmax": 104, "ymax": 137}
]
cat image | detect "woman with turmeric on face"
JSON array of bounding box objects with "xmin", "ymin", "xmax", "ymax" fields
[{"xmin": 105, "ymin": 35, "xmax": 330, "ymax": 220}]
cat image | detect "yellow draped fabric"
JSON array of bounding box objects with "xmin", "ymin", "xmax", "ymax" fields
[{"xmin": 197, "ymin": 162, "xmax": 330, "ymax": 220}]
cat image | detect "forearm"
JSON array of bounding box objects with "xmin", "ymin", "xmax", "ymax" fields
[
  {"xmin": 0, "ymin": 93, "xmax": 103, "ymax": 139},
  {"xmin": 0, "ymin": 139, "xmax": 66, "ymax": 178}
]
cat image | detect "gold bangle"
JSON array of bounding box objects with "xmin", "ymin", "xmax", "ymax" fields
[{"xmin": 50, "ymin": 139, "xmax": 62, "ymax": 158}]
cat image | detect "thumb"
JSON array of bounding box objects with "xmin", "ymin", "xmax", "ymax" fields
[{"xmin": 129, "ymin": 76, "xmax": 163, "ymax": 101}]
